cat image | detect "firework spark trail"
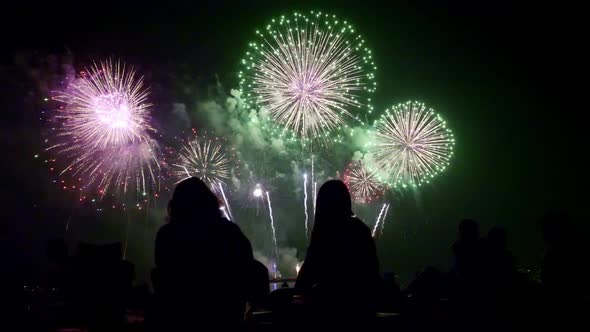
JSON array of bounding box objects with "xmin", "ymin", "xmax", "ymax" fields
[
  {"xmin": 221, "ymin": 207, "xmax": 231, "ymax": 220},
  {"xmin": 372, "ymin": 203, "xmax": 387, "ymax": 238},
  {"xmin": 266, "ymin": 191, "xmax": 279, "ymax": 260},
  {"xmin": 240, "ymin": 11, "xmax": 377, "ymax": 144},
  {"xmin": 378, "ymin": 204, "xmax": 391, "ymax": 236},
  {"xmin": 64, "ymin": 190, "xmax": 81, "ymax": 232},
  {"xmin": 368, "ymin": 101, "xmax": 454, "ymax": 188},
  {"xmin": 311, "ymin": 156, "xmax": 316, "ymax": 216},
  {"xmin": 303, "ymin": 173, "xmax": 309, "ymax": 238},
  {"xmin": 218, "ymin": 182, "xmax": 233, "ymax": 221},
  {"xmin": 311, "ymin": 156, "xmax": 315, "ymax": 188},
  {"xmin": 313, "ymin": 181, "xmax": 317, "ymax": 215}
]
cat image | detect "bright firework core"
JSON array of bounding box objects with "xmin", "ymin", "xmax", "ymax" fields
[
  {"xmin": 94, "ymin": 94, "xmax": 132, "ymax": 129},
  {"xmin": 291, "ymin": 79, "xmax": 322, "ymax": 102},
  {"xmin": 253, "ymin": 185, "xmax": 263, "ymax": 198}
]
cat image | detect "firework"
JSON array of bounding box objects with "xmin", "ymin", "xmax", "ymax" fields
[
  {"xmin": 266, "ymin": 191, "xmax": 279, "ymax": 261},
  {"xmin": 54, "ymin": 59, "xmax": 153, "ymax": 149},
  {"xmin": 218, "ymin": 182, "xmax": 234, "ymax": 221},
  {"xmin": 48, "ymin": 59, "xmax": 160, "ymax": 197},
  {"xmin": 303, "ymin": 173, "xmax": 309, "ymax": 237},
  {"xmin": 220, "ymin": 206, "xmax": 231, "ymax": 220},
  {"xmin": 311, "ymin": 156, "xmax": 317, "ymax": 215},
  {"xmin": 378, "ymin": 203, "xmax": 391, "ymax": 237},
  {"xmin": 91, "ymin": 139, "xmax": 161, "ymax": 195},
  {"xmin": 239, "ymin": 11, "xmax": 377, "ymax": 144},
  {"xmin": 343, "ymin": 160, "xmax": 386, "ymax": 203},
  {"xmin": 366, "ymin": 101, "xmax": 454, "ymax": 188},
  {"xmin": 313, "ymin": 181, "xmax": 317, "ymax": 213},
  {"xmin": 372, "ymin": 203, "xmax": 389, "ymax": 238},
  {"xmin": 171, "ymin": 131, "xmax": 237, "ymax": 191},
  {"xmin": 253, "ymin": 184, "xmax": 264, "ymax": 198}
]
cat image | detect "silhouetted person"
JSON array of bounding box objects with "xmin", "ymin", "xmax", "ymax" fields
[
  {"xmin": 540, "ymin": 212, "xmax": 588, "ymax": 329},
  {"xmin": 541, "ymin": 212, "xmax": 587, "ymax": 296},
  {"xmin": 451, "ymin": 219, "xmax": 484, "ymax": 283},
  {"xmin": 481, "ymin": 227, "xmax": 518, "ymax": 331},
  {"xmin": 244, "ymin": 259, "xmax": 270, "ymax": 321},
  {"xmin": 450, "ymin": 219, "xmax": 486, "ymax": 330},
  {"xmin": 296, "ymin": 180, "xmax": 380, "ymax": 326},
  {"xmin": 380, "ymin": 271, "xmax": 402, "ymax": 312},
  {"xmin": 151, "ymin": 177, "xmax": 256, "ymax": 331},
  {"xmin": 484, "ymin": 227, "xmax": 516, "ymax": 288},
  {"xmin": 71, "ymin": 241, "xmax": 133, "ymax": 332},
  {"xmin": 405, "ymin": 266, "xmax": 448, "ymax": 301},
  {"xmin": 404, "ymin": 266, "xmax": 453, "ymax": 332}
]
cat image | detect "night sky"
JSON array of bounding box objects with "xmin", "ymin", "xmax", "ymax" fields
[{"xmin": 2, "ymin": 0, "xmax": 586, "ymax": 284}]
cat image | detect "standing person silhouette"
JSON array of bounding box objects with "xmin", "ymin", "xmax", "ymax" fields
[
  {"xmin": 296, "ymin": 179, "xmax": 381, "ymax": 326},
  {"xmin": 151, "ymin": 177, "xmax": 256, "ymax": 331}
]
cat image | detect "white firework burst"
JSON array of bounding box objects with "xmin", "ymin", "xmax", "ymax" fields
[
  {"xmin": 366, "ymin": 101, "xmax": 454, "ymax": 188},
  {"xmin": 172, "ymin": 135, "xmax": 236, "ymax": 190},
  {"xmin": 239, "ymin": 11, "xmax": 377, "ymax": 144}
]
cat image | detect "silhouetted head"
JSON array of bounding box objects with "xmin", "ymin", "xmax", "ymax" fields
[
  {"xmin": 314, "ymin": 179, "xmax": 353, "ymax": 224},
  {"xmin": 168, "ymin": 177, "xmax": 221, "ymax": 222},
  {"xmin": 458, "ymin": 219, "xmax": 479, "ymax": 241},
  {"xmin": 487, "ymin": 226, "xmax": 507, "ymax": 250}
]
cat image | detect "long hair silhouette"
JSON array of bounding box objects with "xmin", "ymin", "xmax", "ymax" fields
[
  {"xmin": 168, "ymin": 177, "xmax": 221, "ymax": 222},
  {"xmin": 310, "ymin": 179, "xmax": 353, "ymax": 242}
]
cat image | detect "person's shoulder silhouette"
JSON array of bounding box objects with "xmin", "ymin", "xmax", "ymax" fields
[
  {"xmin": 485, "ymin": 226, "xmax": 515, "ymax": 276},
  {"xmin": 152, "ymin": 177, "xmax": 255, "ymax": 331},
  {"xmin": 541, "ymin": 212, "xmax": 587, "ymax": 295},
  {"xmin": 452, "ymin": 219, "xmax": 485, "ymax": 280},
  {"xmin": 296, "ymin": 180, "xmax": 380, "ymax": 323}
]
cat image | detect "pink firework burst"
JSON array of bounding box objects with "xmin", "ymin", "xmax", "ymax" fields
[
  {"xmin": 47, "ymin": 59, "xmax": 161, "ymax": 198},
  {"xmin": 54, "ymin": 59, "xmax": 153, "ymax": 149},
  {"xmin": 343, "ymin": 160, "xmax": 386, "ymax": 203}
]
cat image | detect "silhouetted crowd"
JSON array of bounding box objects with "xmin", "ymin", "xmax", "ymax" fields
[{"xmin": 4, "ymin": 177, "xmax": 588, "ymax": 331}]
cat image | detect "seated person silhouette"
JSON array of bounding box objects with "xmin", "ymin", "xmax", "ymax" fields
[
  {"xmin": 71, "ymin": 241, "xmax": 133, "ymax": 331},
  {"xmin": 540, "ymin": 212, "xmax": 588, "ymax": 329},
  {"xmin": 451, "ymin": 219, "xmax": 484, "ymax": 285},
  {"xmin": 484, "ymin": 226, "xmax": 516, "ymax": 289},
  {"xmin": 151, "ymin": 177, "xmax": 257, "ymax": 331},
  {"xmin": 296, "ymin": 180, "xmax": 381, "ymax": 325}
]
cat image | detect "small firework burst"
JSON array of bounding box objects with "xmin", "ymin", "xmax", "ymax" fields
[
  {"xmin": 343, "ymin": 160, "xmax": 386, "ymax": 203},
  {"xmin": 170, "ymin": 130, "xmax": 238, "ymax": 191}
]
